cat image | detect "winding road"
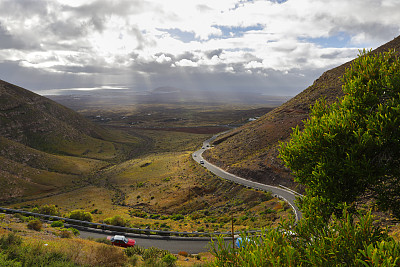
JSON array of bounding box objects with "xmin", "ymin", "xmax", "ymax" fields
[
  {"xmin": 1, "ymin": 134, "xmax": 302, "ymax": 254},
  {"xmin": 192, "ymin": 135, "xmax": 302, "ymax": 222},
  {"xmin": 75, "ymin": 136, "xmax": 302, "ymax": 253}
]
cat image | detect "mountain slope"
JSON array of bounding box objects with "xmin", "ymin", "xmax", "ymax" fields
[
  {"xmin": 0, "ymin": 80, "xmax": 139, "ymax": 201},
  {"xmin": 203, "ymin": 35, "xmax": 400, "ymax": 191}
]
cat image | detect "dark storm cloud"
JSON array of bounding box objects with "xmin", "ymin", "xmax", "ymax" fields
[
  {"xmin": 0, "ymin": 22, "xmax": 36, "ymax": 50},
  {"xmin": 48, "ymin": 19, "xmax": 88, "ymax": 38},
  {"xmin": 0, "ymin": 0, "xmax": 49, "ymax": 17}
]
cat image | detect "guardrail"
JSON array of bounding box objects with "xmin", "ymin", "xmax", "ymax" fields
[{"xmin": 0, "ymin": 207, "xmax": 259, "ymax": 238}]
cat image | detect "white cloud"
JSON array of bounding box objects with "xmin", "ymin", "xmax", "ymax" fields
[
  {"xmin": 175, "ymin": 59, "xmax": 198, "ymax": 67},
  {"xmin": 0, "ymin": 0, "xmax": 399, "ymax": 96}
]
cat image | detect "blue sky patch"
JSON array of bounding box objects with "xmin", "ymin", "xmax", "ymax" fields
[
  {"xmin": 300, "ymin": 32, "xmax": 352, "ymax": 48},
  {"xmin": 212, "ymin": 24, "xmax": 264, "ymax": 39},
  {"xmin": 157, "ymin": 28, "xmax": 198, "ymax": 43}
]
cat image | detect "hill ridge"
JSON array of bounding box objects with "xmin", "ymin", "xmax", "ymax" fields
[{"xmin": 204, "ymin": 35, "xmax": 400, "ymax": 191}]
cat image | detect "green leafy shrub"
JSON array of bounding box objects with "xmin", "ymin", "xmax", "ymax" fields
[
  {"xmin": 142, "ymin": 247, "xmax": 169, "ymax": 264},
  {"xmin": 68, "ymin": 210, "xmax": 93, "ymax": 222},
  {"xmin": 171, "ymin": 214, "xmax": 184, "ymax": 221},
  {"xmin": 51, "ymin": 221, "xmax": 64, "ymax": 227},
  {"xmin": 130, "ymin": 209, "xmax": 147, "ymax": 218},
  {"xmin": 103, "ymin": 215, "xmax": 127, "ymax": 227},
  {"xmin": 279, "ymin": 49, "xmax": 400, "ymax": 217},
  {"xmin": 210, "ymin": 208, "xmax": 400, "ymax": 266},
  {"xmin": 125, "ymin": 245, "xmax": 145, "ymax": 257},
  {"xmin": 162, "ymin": 253, "xmax": 177, "ymax": 266},
  {"xmin": 37, "ymin": 204, "xmax": 60, "ymax": 216},
  {"xmin": 68, "ymin": 227, "xmax": 80, "ymax": 236},
  {"xmin": 27, "ymin": 219, "xmax": 42, "ymax": 231}
]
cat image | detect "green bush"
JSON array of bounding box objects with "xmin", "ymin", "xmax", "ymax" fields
[
  {"xmin": 279, "ymin": 49, "xmax": 400, "ymax": 217},
  {"xmin": 68, "ymin": 210, "xmax": 93, "ymax": 222},
  {"xmin": 125, "ymin": 245, "xmax": 145, "ymax": 257},
  {"xmin": 171, "ymin": 214, "xmax": 184, "ymax": 221},
  {"xmin": 68, "ymin": 227, "xmax": 80, "ymax": 236},
  {"xmin": 142, "ymin": 247, "xmax": 168, "ymax": 263},
  {"xmin": 130, "ymin": 209, "xmax": 147, "ymax": 218},
  {"xmin": 13, "ymin": 213, "xmax": 32, "ymax": 222},
  {"xmin": 37, "ymin": 204, "xmax": 60, "ymax": 216},
  {"xmin": 162, "ymin": 253, "xmax": 177, "ymax": 266},
  {"xmin": 210, "ymin": 208, "xmax": 400, "ymax": 266},
  {"xmin": 51, "ymin": 221, "xmax": 64, "ymax": 227},
  {"xmin": 27, "ymin": 219, "xmax": 42, "ymax": 231},
  {"xmin": 103, "ymin": 215, "xmax": 127, "ymax": 227}
]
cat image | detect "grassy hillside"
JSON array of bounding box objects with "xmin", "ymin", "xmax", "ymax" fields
[
  {"xmin": 0, "ymin": 80, "xmax": 142, "ymax": 201},
  {"xmin": 204, "ymin": 35, "xmax": 400, "ymax": 191},
  {"xmin": 0, "ymin": 79, "xmax": 142, "ymax": 159}
]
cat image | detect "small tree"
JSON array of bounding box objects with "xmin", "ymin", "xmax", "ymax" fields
[{"xmin": 279, "ymin": 49, "xmax": 400, "ymax": 217}]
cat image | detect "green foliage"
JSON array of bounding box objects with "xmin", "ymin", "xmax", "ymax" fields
[
  {"xmin": 0, "ymin": 235, "xmax": 74, "ymax": 266},
  {"xmin": 130, "ymin": 209, "xmax": 148, "ymax": 218},
  {"xmin": 27, "ymin": 219, "xmax": 42, "ymax": 231},
  {"xmin": 141, "ymin": 246, "xmax": 169, "ymax": 265},
  {"xmin": 279, "ymin": 49, "xmax": 400, "ymax": 217},
  {"xmin": 36, "ymin": 204, "xmax": 60, "ymax": 216},
  {"xmin": 59, "ymin": 229, "xmax": 73, "ymax": 238},
  {"xmin": 0, "ymin": 233, "xmax": 23, "ymax": 249},
  {"xmin": 103, "ymin": 215, "xmax": 128, "ymax": 227},
  {"xmin": 68, "ymin": 209, "xmax": 93, "ymax": 222},
  {"xmin": 162, "ymin": 253, "xmax": 177, "ymax": 266},
  {"xmin": 125, "ymin": 245, "xmax": 145, "ymax": 256},
  {"xmin": 13, "ymin": 213, "xmax": 34, "ymax": 223},
  {"xmin": 50, "ymin": 221, "xmax": 64, "ymax": 227},
  {"xmin": 67, "ymin": 227, "xmax": 80, "ymax": 236},
  {"xmin": 170, "ymin": 214, "xmax": 184, "ymax": 221},
  {"xmin": 211, "ymin": 208, "xmax": 400, "ymax": 266}
]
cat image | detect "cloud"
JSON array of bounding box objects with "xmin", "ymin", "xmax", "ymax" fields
[{"xmin": 0, "ymin": 0, "xmax": 399, "ymax": 96}]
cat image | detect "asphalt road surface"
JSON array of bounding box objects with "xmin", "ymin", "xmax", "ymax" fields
[
  {"xmin": 77, "ymin": 229, "xmax": 218, "ymax": 254},
  {"xmin": 192, "ymin": 136, "xmax": 302, "ymax": 221}
]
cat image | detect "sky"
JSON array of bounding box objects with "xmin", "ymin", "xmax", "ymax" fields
[{"xmin": 0, "ymin": 0, "xmax": 399, "ymax": 97}]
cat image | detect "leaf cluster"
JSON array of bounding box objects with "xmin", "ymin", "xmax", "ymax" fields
[
  {"xmin": 279, "ymin": 49, "xmax": 400, "ymax": 217},
  {"xmin": 211, "ymin": 208, "xmax": 400, "ymax": 266}
]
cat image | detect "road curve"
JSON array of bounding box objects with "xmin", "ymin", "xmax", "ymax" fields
[
  {"xmin": 192, "ymin": 135, "xmax": 302, "ymax": 221},
  {"xmin": 77, "ymin": 229, "xmax": 214, "ymax": 254}
]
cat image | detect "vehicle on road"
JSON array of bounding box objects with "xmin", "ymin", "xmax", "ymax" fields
[
  {"xmin": 107, "ymin": 235, "xmax": 136, "ymax": 248},
  {"xmin": 202, "ymin": 147, "xmax": 205, "ymax": 149},
  {"xmin": 200, "ymin": 160, "xmax": 204, "ymax": 164},
  {"xmin": 235, "ymin": 237, "xmax": 253, "ymax": 248}
]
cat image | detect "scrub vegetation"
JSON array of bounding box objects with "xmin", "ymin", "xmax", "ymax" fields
[
  {"xmin": 210, "ymin": 49, "xmax": 400, "ymax": 265},
  {"xmin": 0, "ymin": 80, "xmax": 286, "ymax": 233}
]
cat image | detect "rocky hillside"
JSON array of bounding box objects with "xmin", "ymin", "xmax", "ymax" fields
[{"xmin": 203, "ymin": 35, "xmax": 400, "ymax": 191}]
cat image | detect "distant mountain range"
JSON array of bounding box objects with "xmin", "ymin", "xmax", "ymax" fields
[{"xmin": 203, "ymin": 35, "xmax": 400, "ymax": 191}]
